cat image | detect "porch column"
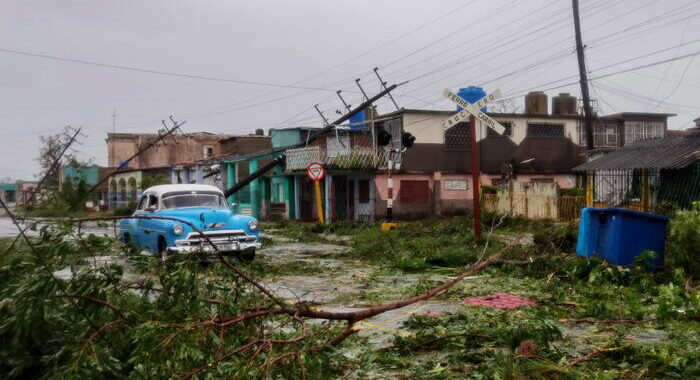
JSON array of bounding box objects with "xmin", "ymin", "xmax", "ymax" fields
[
  {"xmin": 195, "ymin": 166, "xmax": 204, "ymax": 183},
  {"xmin": 249, "ymin": 160, "xmax": 260, "ymax": 218},
  {"xmin": 183, "ymin": 169, "xmax": 190, "ymax": 184}
]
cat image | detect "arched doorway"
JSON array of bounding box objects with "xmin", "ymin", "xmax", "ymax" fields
[
  {"xmin": 118, "ymin": 178, "xmax": 127, "ymax": 204},
  {"xmin": 128, "ymin": 177, "xmax": 137, "ymax": 201}
]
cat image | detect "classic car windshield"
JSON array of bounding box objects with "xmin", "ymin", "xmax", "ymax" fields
[{"xmin": 161, "ymin": 191, "xmax": 226, "ymax": 209}]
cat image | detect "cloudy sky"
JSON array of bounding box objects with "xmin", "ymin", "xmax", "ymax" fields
[{"xmin": 1, "ymin": 0, "xmax": 698, "ymax": 180}]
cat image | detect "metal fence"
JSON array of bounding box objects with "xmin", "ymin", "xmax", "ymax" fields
[{"xmin": 585, "ymin": 165, "xmax": 700, "ymax": 216}]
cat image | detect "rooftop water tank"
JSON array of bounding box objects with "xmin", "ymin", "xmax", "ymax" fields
[
  {"xmin": 552, "ymin": 93, "xmax": 578, "ymax": 115},
  {"xmin": 525, "ymin": 91, "xmax": 548, "ymax": 115},
  {"xmin": 456, "ymin": 86, "xmax": 487, "ymax": 112}
]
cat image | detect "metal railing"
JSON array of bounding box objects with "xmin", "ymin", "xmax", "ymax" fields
[{"xmin": 285, "ymin": 146, "xmax": 388, "ymax": 172}]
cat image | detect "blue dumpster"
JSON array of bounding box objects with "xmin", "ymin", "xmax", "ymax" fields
[{"xmin": 576, "ymin": 207, "xmax": 669, "ymax": 271}]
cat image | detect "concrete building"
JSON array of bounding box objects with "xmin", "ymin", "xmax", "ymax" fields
[
  {"xmin": 60, "ymin": 164, "xmax": 112, "ymax": 211},
  {"xmin": 106, "ymin": 132, "xmax": 230, "ymax": 169},
  {"xmin": 108, "ymin": 166, "xmax": 171, "ymax": 210},
  {"xmin": 0, "ymin": 183, "xmax": 16, "ymax": 205}
]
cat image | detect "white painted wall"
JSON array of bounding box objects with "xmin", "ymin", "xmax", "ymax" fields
[{"xmin": 400, "ymin": 112, "xmax": 582, "ymax": 146}]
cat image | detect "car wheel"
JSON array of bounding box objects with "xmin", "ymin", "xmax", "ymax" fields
[
  {"xmin": 237, "ymin": 249, "xmax": 255, "ymax": 262},
  {"xmin": 158, "ymin": 237, "xmax": 169, "ymax": 262}
]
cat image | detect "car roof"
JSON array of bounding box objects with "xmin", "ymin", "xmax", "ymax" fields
[{"xmin": 143, "ymin": 184, "xmax": 224, "ymax": 196}]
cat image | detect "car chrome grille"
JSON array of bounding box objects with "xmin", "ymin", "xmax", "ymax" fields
[{"xmin": 176, "ymin": 229, "xmax": 255, "ymax": 247}]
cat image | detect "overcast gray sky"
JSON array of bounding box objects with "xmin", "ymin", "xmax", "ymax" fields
[{"xmin": 1, "ymin": 0, "xmax": 698, "ymax": 181}]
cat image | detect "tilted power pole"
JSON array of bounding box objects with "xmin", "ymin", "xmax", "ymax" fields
[
  {"xmin": 572, "ymin": 0, "xmax": 595, "ymax": 151},
  {"xmin": 224, "ymin": 83, "xmax": 401, "ymax": 198},
  {"xmin": 89, "ymin": 117, "xmax": 185, "ymax": 193}
]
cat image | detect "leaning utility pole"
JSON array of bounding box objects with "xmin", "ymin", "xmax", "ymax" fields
[
  {"xmin": 224, "ymin": 82, "xmax": 401, "ymax": 198},
  {"xmin": 572, "ymin": 0, "xmax": 594, "ymax": 151},
  {"xmin": 89, "ymin": 117, "xmax": 185, "ymax": 193},
  {"xmin": 27, "ymin": 126, "xmax": 83, "ymax": 204}
]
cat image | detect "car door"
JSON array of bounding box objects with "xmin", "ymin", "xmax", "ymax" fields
[
  {"xmin": 130, "ymin": 194, "xmax": 150, "ymax": 245},
  {"xmin": 137, "ymin": 193, "xmax": 161, "ymax": 252}
]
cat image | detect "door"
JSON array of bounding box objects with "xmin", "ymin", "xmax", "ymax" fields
[
  {"xmin": 332, "ymin": 175, "xmax": 348, "ymax": 221},
  {"xmin": 137, "ymin": 193, "xmax": 161, "ymax": 252},
  {"xmin": 300, "ymin": 177, "xmax": 315, "ymax": 222}
]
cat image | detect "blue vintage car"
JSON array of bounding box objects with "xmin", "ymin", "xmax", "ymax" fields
[{"xmin": 119, "ymin": 184, "xmax": 261, "ymax": 261}]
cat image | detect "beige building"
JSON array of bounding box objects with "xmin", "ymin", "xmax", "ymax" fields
[{"xmin": 106, "ymin": 132, "xmax": 230, "ymax": 169}]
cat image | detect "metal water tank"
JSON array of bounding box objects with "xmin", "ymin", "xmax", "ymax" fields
[
  {"xmin": 552, "ymin": 93, "xmax": 578, "ymax": 115},
  {"xmin": 255, "ymin": 128, "xmax": 264, "ymax": 136},
  {"xmin": 525, "ymin": 91, "xmax": 548, "ymax": 115},
  {"xmin": 457, "ymin": 86, "xmax": 488, "ymax": 112}
]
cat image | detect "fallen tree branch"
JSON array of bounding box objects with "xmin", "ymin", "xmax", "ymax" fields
[
  {"xmin": 65, "ymin": 294, "xmax": 129, "ymax": 321},
  {"xmin": 559, "ymin": 314, "xmax": 700, "ymax": 325},
  {"xmin": 567, "ymin": 347, "xmax": 623, "ymax": 367}
]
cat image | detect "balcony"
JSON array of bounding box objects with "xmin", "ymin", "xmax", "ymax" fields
[{"xmin": 285, "ymin": 145, "xmax": 387, "ymax": 172}]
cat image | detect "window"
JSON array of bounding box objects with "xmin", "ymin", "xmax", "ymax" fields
[
  {"xmin": 444, "ymin": 179, "xmax": 468, "ymax": 190},
  {"xmin": 358, "ymin": 180, "xmax": 370, "ymax": 203},
  {"xmin": 444, "ymin": 122, "xmax": 470, "ymax": 151},
  {"xmin": 203, "ymin": 146, "xmax": 214, "ymax": 158},
  {"xmin": 582, "ymin": 123, "xmax": 619, "ymax": 148},
  {"xmin": 161, "ymin": 191, "xmax": 225, "ymax": 209},
  {"xmin": 137, "ymin": 194, "xmax": 150, "ymax": 210},
  {"xmin": 624, "ymin": 121, "xmax": 663, "ymax": 144},
  {"xmin": 147, "ymin": 194, "xmax": 159, "ymax": 210},
  {"xmin": 487, "ymin": 122, "xmax": 512, "ymax": 137},
  {"xmin": 384, "ymin": 118, "xmax": 403, "ymax": 151},
  {"xmin": 400, "ymin": 180, "xmax": 430, "ymax": 203},
  {"xmin": 526, "ymin": 123, "xmax": 564, "ymax": 138}
]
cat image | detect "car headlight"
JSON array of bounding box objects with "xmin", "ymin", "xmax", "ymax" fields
[
  {"xmin": 172, "ymin": 223, "xmax": 184, "ymax": 235},
  {"xmin": 248, "ymin": 220, "xmax": 259, "ymax": 231}
]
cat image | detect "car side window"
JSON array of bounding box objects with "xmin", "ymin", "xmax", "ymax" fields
[
  {"xmin": 148, "ymin": 194, "xmax": 159, "ymax": 210},
  {"xmin": 137, "ymin": 194, "xmax": 149, "ymax": 210}
]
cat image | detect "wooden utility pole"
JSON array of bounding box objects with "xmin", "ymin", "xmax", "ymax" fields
[
  {"xmin": 89, "ymin": 117, "xmax": 185, "ymax": 193},
  {"xmin": 572, "ymin": 0, "xmax": 594, "ymax": 151}
]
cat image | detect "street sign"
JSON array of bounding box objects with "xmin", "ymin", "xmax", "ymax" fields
[
  {"xmin": 306, "ymin": 163, "xmax": 325, "ymax": 181},
  {"xmin": 306, "ymin": 163, "xmax": 326, "ymax": 224},
  {"xmin": 441, "ymin": 89, "xmax": 505, "ymax": 135}
]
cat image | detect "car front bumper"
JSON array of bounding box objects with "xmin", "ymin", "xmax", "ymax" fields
[{"xmin": 170, "ymin": 240, "xmax": 261, "ymax": 253}]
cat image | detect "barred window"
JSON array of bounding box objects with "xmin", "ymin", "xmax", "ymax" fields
[
  {"xmin": 527, "ymin": 123, "xmax": 564, "ymax": 139},
  {"xmin": 444, "ymin": 122, "xmax": 470, "ymax": 151},
  {"xmin": 487, "ymin": 122, "xmax": 513, "ymax": 137},
  {"xmin": 625, "ymin": 121, "xmax": 663, "ymax": 144},
  {"xmin": 526, "ymin": 123, "xmax": 564, "ymax": 138}
]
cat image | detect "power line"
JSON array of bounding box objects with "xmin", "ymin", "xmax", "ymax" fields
[{"xmin": 0, "ymin": 46, "xmax": 346, "ymax": 92}]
